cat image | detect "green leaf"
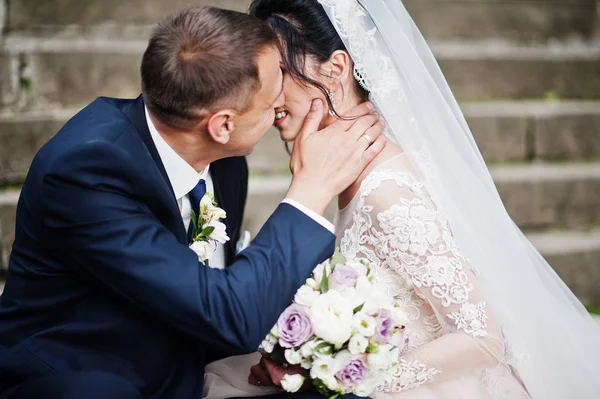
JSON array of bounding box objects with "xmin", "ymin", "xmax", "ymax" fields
[
  {"xmin": 200, "ymin": 226, "xmax": 215, "ymax": 237},
  {"xmin": 353, "ymin": 303, "xmax": 365, "ymax": 314},
  {"xmin": 312, "ymin": 379, "xmax": 332, "ymax": 398},
  {"xmin": 189, "ymin": 210, "xmax": 199, "ymax": 239},
  {"xmin": 330, "ymin": 252, "xmax": 346, "ymax": 267},
  {"xmin": 365, "ymin": 343, "xmax": 379, "ymax": 354},
  {"xmin": 314, "ymin": 342, "xmax": 330, "ymax": 352},
  {"xmin": 320, "ymin": 273, "xmax": 329, "ymax": 293},
  {"xmin": 269, "ymin": 350, "xmax": 285, "ymax": 363}
]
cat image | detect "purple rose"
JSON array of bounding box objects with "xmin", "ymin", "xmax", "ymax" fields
[
  {"xmin": 276, "ymin": 304, "xmax": 313, "ymax": 348},
  {"xmin": 336, "ymin": 358, "xmax": 366, "ymax": 386},
  {"xmin": 373, "ymin": 309, "xmax": 393, "ymax": 344},
  {"xmin": 328, "ymin": 265, "xmax": 359, "ymax": 291}
]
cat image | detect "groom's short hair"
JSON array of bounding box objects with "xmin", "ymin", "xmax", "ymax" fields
[{"xmin": 141, "ymin": 5, "xmax": 278, "ymax": 130}]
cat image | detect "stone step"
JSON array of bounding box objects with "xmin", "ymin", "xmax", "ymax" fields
[
  {"xmin": 6, "ymin": 0, "xmax": 247, "ymax": 33},
  {"xmin": 491, "ymin": 162, "xmax": 600, "ymax": 230},
  {"xmin": 528, "ymin": 228, "xmax": 600, "ymax": 305},
  {"xmin": 245, "ymin": 162, "xmax": 600, "ymax": 234},
  {"xmin": 0, "ymin": 37, "xmax": 598, "ymax": 109},
  {"xmin": 2, "ymin": 101, "xmax": 599, "ymax": 185},
  {"xmin": 404, "ymin": 0, "xmax": 598, "ymax": 43},
  {"xmin": 0, "ymin": 190, "xmax": 19, "ymax": 273},
  {"xmin": 5, "ymin": 0, "xmax": 598, "ymax": 43}
]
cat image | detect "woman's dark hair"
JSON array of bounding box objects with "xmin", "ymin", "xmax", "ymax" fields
[{"xmin": 249, "ymin": 0, "xmax": 369, "ymax": 118}]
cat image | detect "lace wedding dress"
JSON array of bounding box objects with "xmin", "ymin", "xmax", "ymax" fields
[
  {"xmin": 335, "ymin": 153, "xmax": 530, "ymax": 399},
  {"xmin": 203, "ymin": 153, "xmax": 532, "ymax": 399},
  {"xmin": 204, "ymin": 1, "xmax": 600, "ymax": 397}
]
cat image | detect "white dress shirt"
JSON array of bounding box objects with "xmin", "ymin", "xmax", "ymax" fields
[{"xmin": 145, "ymin": 108, "xmax": 334, "ymax": 269}]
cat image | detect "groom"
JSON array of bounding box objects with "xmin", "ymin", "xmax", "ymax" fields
[{"xmin": 0, "ymin": 5, "xmax": 384, "ymax": 399}]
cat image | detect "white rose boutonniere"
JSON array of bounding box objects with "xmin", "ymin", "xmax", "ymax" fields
[{"xmin": 189, "ymin": 193, "xmax": 230, "ymax": 266}]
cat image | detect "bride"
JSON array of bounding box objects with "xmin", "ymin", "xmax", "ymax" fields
[{"xmin": 204, "ymin": 0, "xmax": 600, "ymax": 398}]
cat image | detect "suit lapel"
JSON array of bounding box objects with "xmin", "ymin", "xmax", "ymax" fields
[
  {"xmin": 210, "ymin": 161, "xmax": 236, "ymax": 265},
  {"xmin": 122, "ymin": 96, "xmax": 188, "ymax": 245}
]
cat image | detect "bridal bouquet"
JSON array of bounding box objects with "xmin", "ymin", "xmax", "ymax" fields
[{"xmin": 260, "ymin": 253, "xmax": 408, "ymax": 398}]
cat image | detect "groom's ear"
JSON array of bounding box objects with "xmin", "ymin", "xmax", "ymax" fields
[{"xmin": 207, "ymin": 110, "xmax": 236, "ymax": 144}]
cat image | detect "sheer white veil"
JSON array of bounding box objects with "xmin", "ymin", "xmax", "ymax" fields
[{"xmin": 317, "ymin": 0, "xmax": 600, "ymax": 397}]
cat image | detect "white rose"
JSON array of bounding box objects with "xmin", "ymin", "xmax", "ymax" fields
[
  {"xmin": 312, "ymin": 262, "xmax": 326, "ymax": 286},
  {"xmin": 348, "ymin": 335, "xmax": 369, "ymax": 355},
  {"xmin": 295, "ymin": 285, "xmax": 320, "ymax": 307},
  {"xmin": 340, "ymin": 287, "xmax": 365, "ymax": 310},
  {"xmin": 310, "ymin": 357, "xmax": 340, "ymax": 390},
  {"xmin": 352, "ymin": 312, "xmax": 376, "ymax": 337},
  {"xmin": 285, "ymin": 349, "xmax": 303, "ymax": 365},
  {"xmin": 207, "ymin": 220, "xmax": 230, "ymax": 244},
  {"xmin": 345, "ymin": 259, "xmax": 369, "ymax": 277},
  {"xmin": 353, "ymin": 380, "xmax": 376, "ymax": 397},
  {"xmin": 355, "ymin": 278, "xmax": 393, "ymax": 314},
  {"xmin": 259, "ymin": 332, "xmax": 278, "ymax": 353},
  {"xmin": 366, "ymin": 345, "xmax": 395, "ymax": 371},
  {"xmin": 299, "ymin": 340, "xmax": 317, "ymax": 358},
  {"xmin": 300, "ymin": 358, "xmax": 313, "ymax": 369},
  {"xmin": 259, "ymin": 339, "xmax": 274, "ymax": 353},
  {"xmin": 309, "ymin": 291, "xmax": 354, "ymax": 347},
  {"xmin": 266, "ymin": 332, "xmax": 278, "ymax": 343},
  {"xmin": 367, "ymin": 352, "xmax": 389, "ymax": 371},
  {"xmin": 391, "ymin": 307, "xmax": 409, "ymax": 326},
  {"xmin": 281, "ymin": 374, "xmax": 305, "ymax": 393},
  {"xmin": 305, "ymin": 278, "xmax": 319, "ymax": 290},
  {"xmin": 190, "ymin": 240, "xmax": 213, "ymax": 263}
]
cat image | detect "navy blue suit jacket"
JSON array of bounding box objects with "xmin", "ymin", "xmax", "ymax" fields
[{"xmin": 0, "ymin": 96, "xmax": 335, "ymax": 398}]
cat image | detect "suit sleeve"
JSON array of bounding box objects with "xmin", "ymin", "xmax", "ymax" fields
[{"xmin": 40, "ymin": 142, "xmax": 335, "ymax": 355}]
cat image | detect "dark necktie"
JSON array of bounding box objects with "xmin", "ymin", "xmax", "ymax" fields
[{"xmin": 188, "ymin": 179, "xmax": 206, "ymax": 242}]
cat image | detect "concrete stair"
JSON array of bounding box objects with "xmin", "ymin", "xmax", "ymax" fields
[
  {"xmin": 529, "ymin": 228, "xmax": 600, "ymax": 305},
  {"xmin": 6, "ymin": 0, "xmax": 597, "ymax": 43},
  {"xmin": 244, "ymin": 161, "xmax": 600, "ymax": 233},
  {"xmin": 1, "ymin": 36, "xmax": 599, "ymax": 110},
  {"xmin": 403, "ymin": 0, "xmax": 599, "ymax": 43}
]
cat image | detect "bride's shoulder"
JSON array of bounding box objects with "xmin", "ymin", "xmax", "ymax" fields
[
  {"xmin": 339, "ymin": 143, "xmax": 424, "ymax": 210},
  {"xmin": 357, "ymin": 145, "xmax": 428, "ymax": 198}
]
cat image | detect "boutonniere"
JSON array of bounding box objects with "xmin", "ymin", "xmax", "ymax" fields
[{"xmin": 189, "ymin": 193, "xmax": 230, "ymax": 265}]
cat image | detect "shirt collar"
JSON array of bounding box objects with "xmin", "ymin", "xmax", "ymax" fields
[{"xmin": 145, "ymin": 106, "xmax": 209, "ymax": 200}]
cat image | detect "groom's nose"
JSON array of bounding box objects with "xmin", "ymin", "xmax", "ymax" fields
[{"xmin": 274, "ymin": 90, "xmax": 285, "ymax": 109}]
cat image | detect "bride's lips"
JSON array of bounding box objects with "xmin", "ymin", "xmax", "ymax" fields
[{"xmin": 274, "ymin": 108, "xmax": 288, "ymax": 128}]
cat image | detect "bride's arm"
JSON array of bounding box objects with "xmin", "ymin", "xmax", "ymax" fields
[{"xmin": 364, "ymin": 177, "xmax": 506, "ymax": 391}]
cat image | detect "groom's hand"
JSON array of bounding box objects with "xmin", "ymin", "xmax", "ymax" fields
[{"xmin": 286, "ymin": 99, "xmax": 386, "ymax": 215}]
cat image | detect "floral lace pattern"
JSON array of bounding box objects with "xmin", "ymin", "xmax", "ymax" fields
[
  {"xmin": 336, "ymin": 167, "xmax": 513, "ymax": 395},
  {"xmin": 448, "ymin": 302, "xmax": 489, "ymax": 338},
  {"xmin": 378, "ymin": 359, "xmax": 440, "ymax": 392}
]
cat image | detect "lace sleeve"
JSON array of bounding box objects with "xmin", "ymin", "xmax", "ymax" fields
[{"xmin": 360, "ymin": 172, "xmax": 506, "ymax": 392}]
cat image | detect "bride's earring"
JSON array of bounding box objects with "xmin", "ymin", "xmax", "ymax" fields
[
  {"xmin": 327, "ymin": 70, "xmax": 336, "ymax": 116},
  {"xmin": 327, "ymin": 88, "xmax": 336, "ymax": 116}
]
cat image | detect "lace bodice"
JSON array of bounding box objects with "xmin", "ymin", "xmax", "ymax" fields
[{"xmin": 335, "ymin": 154, "xmax": 525, "ymax": 396}]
